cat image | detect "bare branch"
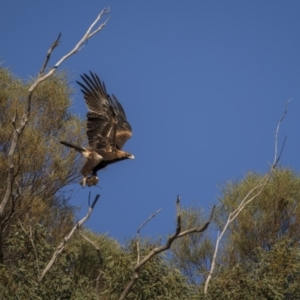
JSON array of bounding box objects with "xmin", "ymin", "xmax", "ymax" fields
[
  {"xmin": 204, "ymin": 177, "xmax": 269, "ymax": 294},
  {"xmin": 85, "ymin": 8, "xmax": 110, "ymax": 39},
  {"xmin": 204, "ymin": 101, "xmax": 290, "ymax": 294},
  {"xmin": 39, "ymin": 33, "xmax": 61, "ymax": 76},
  {"xmin": 38, "ymin": 194, "xmax": 100, "ymax": 282},
  {"xmin": 49, "ymin": 8, "xmax": 110, "ymax": 79},
  {"xmin": 119, "ymin": 196, "xmax": 214, "ymax": 300},
  {"xmin": 136, "ymin": 208, "xmax": 162, "ymax": 264},
  {"xmin": 137, "ymin": 209, "xmax": 162, "ymax": 234},
  {"xmin": 273, "ymin": 98, "xmax": 291, "ymax": 167}
]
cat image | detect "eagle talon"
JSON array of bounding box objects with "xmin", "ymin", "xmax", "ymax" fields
[{"xmin": 86, "ymin": 176, "xmax": 99, "ymax": 187}]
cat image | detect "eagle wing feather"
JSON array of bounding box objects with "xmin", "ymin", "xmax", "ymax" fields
[
  {"xmin": 109, "ymin": 94, "xmax": 132, "ymax": 149},
  {"xmin": 76, "ymin": 72, "xmax": 132, "ymax": 153},
  {"xmin": 76, "ymin": 72, "xmax": 115, "ymax": 151}
]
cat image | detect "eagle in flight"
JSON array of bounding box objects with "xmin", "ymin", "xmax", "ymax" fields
[{"xmin": 60, "ymin": 72, "xmax": 134, "ymax": 187}]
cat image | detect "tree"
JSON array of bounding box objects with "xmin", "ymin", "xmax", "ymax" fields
[
  {"xmin": 206, "ymin": 237, "xmax": 300, "ymax": 299},
  {"xmin": 0, "ymin": 224, "xmax": 196, "ymax": 299},
  {"xmin": 217, "ymin": 169, "xmax": 300, "ymax": 266},
  {"xmin": 170, "ymin": 168, "xmax": 300, "ymax": 299},
  {"xmin": 0, "ymin": 67, "xmax": 84, "ymax": 262}
]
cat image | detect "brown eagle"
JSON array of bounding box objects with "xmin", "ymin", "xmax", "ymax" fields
[{"xmin": 60, "ymin": 72, "xmax": 134, "ymax": 187}]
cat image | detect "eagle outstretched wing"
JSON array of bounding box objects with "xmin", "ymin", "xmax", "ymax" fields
[
  {"xmin": 76, "ymin": 72, "xmax": 115, "ymax": 152},
  {"xmin": 76, "ymin": 72, "xmax": 132, "ymax": 152}
]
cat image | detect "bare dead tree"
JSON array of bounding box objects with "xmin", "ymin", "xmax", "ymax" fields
[
  {"xmin": 203, "ymin": 99, "xmax": 291, "ymax": 294},
  {"xmin": 119, "ymin": 196, "xmax": 215, "ymax": 300},
  {"xmin": 0, "ymin": 7, "xmax": 109, "ymax": 264},
  {"xmin": 38, "ymin": 194, "xmax": 100, "ymax": 282}
]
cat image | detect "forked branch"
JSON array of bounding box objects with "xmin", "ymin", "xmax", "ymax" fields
[{"xmin": 119, "ymin": 196, "xmax": 215, "ymax": 300}]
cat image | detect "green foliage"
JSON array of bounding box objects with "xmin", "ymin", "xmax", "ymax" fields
[
  {"xmin": 218, "ymin": 169, "xmax": 300, "ymax": 267},
  {"xmin": 205, "ymin": 238, "xmax": 300, "ymax": 299},
  {"xmin": 0, "ymin": 67, "xmax": 85, "ymax": 251},
  {"xmin": 0, "ymin": 66, "xmax": 89, "ymax": 297},
  {"xmin": 170, "ymin": 169, "xmax": 300, "ymax": 299},
  {"xmin": 0, "ymin": 225, "xmax": 193, "ymax": 299},
  {"xmin": 67, "ymin": 235, "xmax": 194, "ymax": 299},
  {"xmin": 0, "ymin": 223, "xmax": 95, "ymax": 299},
  {"xmin": 120, "ymin": 240, "xmax": 193, "ymax": 299}
]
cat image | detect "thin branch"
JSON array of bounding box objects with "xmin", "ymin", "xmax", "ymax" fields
[
  {"xmin": 38, "ymin": 194, "xmax": 99, "ymax": 282},
  {"xmin": 39, "ymin": 33, "xmax": 61, "ymax": 76},
  {"xmin": 273, "ymin": 99, "xmax": 291, "ymax": 166},
  {"xmin": 28, "ymin": 217, "xmax": 40, "ymax": 276},
  {"xmin": 204, "ymin": 177, "xmax": 269, "ymax": 294},
  {"xmin": 48, "ymin": 8, "xmax": 110, "ymax": 83},
  {"xmin": 18, "ymin": 217, "xmax": 40, "ymax": 277},
  {"xmin": 84, "ymin": 9, "xmax": 111, "ymax": 40},
  {"xmin": 136, "ymin": 208, "xmax": 162, "ymax": 264},
  {"xmin": 18, "ymin": 218, "xmax": 28, "ymax": 235},
  {"xmin": 275, "ymin": 136, "xmax": 287, "ymax": 166},
  {"xmin": 119, "ymin": 196, "xmax": 214, "ymax": 300},
  {"xmin": 203, "ymin": 101, "xmax": 290, "ymax": 294}
]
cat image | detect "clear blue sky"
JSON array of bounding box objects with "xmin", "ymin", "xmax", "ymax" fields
[{"xmin": 1, "ymin": 1, "xmax": 300, "ymax": 242}]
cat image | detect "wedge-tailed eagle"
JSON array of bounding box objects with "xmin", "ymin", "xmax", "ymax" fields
[{"xmin": 60, "ymin": 72, "xmax": 134, "ymax": 187}]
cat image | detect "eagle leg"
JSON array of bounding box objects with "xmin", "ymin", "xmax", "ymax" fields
[
  {"xmin": 80, "ymin": 175, "xmax": 99, "ymax": 187},
  {"xmin": 80, "ymin": 177, "xmax": 87, "ymax": 188},
  {"xmin": 80, "ymin": 152, "xmax": 103, "ymax": 187}
]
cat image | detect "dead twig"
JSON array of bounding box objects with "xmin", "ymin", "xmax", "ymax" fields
[
  {"xmin": 136, "ymin": 208, "xmax": 162, "ymax": 264},
  {"xmin": 38, "ymin": 194, "xmax": 99, "ymax": 282}
]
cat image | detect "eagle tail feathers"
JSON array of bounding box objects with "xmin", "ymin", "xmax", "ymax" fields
[{"xmin": 60, "ymin": 140, "xmax": 87, "ymax": 154}]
